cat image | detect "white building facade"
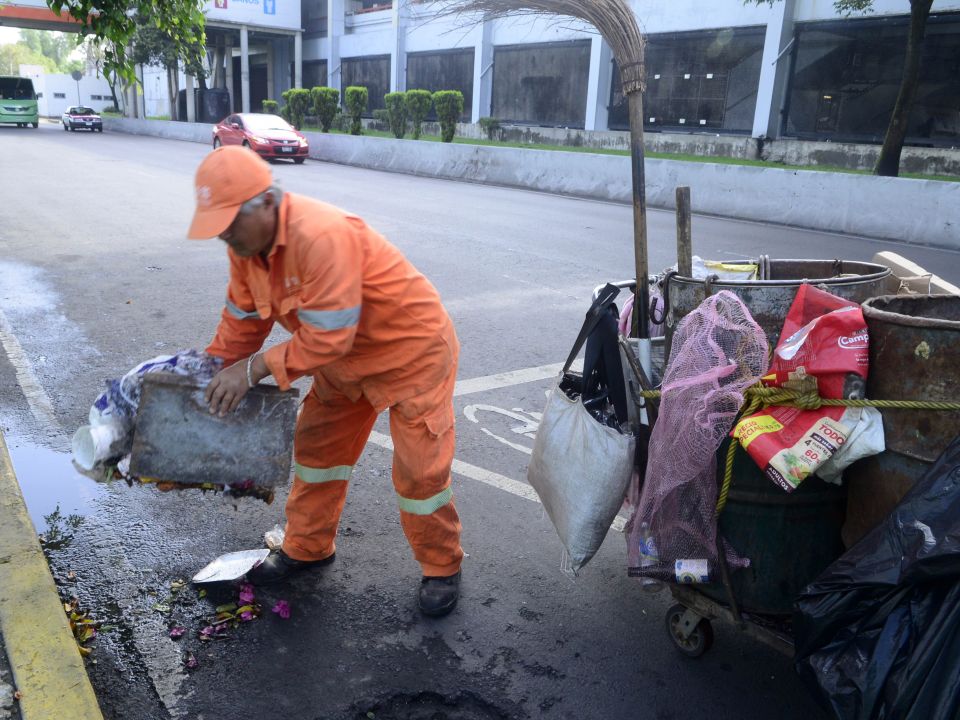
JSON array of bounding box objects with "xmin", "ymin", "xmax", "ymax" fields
[
  {"xmin": 135, "ymin": 0, "xmax": 960, "ymax": 146},
  {"xmin": 17, "ymin": 64, "xmax": 116, "ymax": 117}
]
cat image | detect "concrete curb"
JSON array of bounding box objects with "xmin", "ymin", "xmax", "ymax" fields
[
  {"xmin": 103, "ymin": 117, "xmax": 960, "ymax": 250},
  {"xmin": 0, "ymin": 433, "xmax": 103, "ymax": 720}
]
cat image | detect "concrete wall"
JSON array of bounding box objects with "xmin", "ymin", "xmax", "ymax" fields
[
  {"xmin": 103, "ymin": 117, "xmax": 960, "ymax": 249},
  {"xmin": 105, "ymin": 117, "xmax": 213, "ymax": 144},
  {"xmin": 362, "ymin": 119, "xmax": 960, "ymax": 174},
  {"xmin": 761, "ymin": 138, "xmax": 960, "ymax": 176}
]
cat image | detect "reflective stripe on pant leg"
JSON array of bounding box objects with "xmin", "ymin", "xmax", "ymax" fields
[
  {"xmin": 295, "ymin": 463, "xmax": 353, "ymax": 484},
  {"xmin": 390, "ymin": 367, "xmax": 463, "ymax": 577},
  {"xmin": 283, "ymin": 388, "xmax": 377, "ymax": 562}
]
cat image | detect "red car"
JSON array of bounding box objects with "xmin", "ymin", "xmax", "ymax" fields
[{"xmin": 212, "ymin": 112, "xmax": 308, "ymax": 163}]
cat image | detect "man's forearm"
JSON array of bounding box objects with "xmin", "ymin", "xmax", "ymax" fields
[{"xmin": 251, "ymin": 352, "xmax": 272, "ymax": 385}]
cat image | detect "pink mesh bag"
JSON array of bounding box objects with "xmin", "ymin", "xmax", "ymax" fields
[{"xmin": 626, "ymin": 291, "xmax": 768, "ymax": 584}]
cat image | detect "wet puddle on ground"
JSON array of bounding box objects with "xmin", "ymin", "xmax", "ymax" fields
[{"xmin": 4, "ymin": 436, "xmax": 103, "ymax": 534}]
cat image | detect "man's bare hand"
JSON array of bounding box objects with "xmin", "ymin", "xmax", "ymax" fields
[{"xmin": 205, "ymin": 361, "xmax": 250, "ymax": 417}]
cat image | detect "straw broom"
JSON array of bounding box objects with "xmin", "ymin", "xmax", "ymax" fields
[{"xmin": 431, "ymin": 0, "xmax": 651, "ymax": 337}]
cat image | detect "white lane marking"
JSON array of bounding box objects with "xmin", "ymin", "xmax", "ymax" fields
[
  {"xmin": 454, "ymin": 362, "xmax": 563, "ymax": 397},
  {"xmin": 367, "ymin": 430, "xmax": 627, "ymax": 533},
  {"xmin": 0, "ymin": 307, "xmax": 61, "ymax": 432},
  {"xmin": 463, "ymin": 404, "xmax": 541, "ymax": 455}
]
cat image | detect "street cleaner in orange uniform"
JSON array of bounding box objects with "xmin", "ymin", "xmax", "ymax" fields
[{"xmin": 187, "ymin": 146, "xmax": 464, "ymax": 617}]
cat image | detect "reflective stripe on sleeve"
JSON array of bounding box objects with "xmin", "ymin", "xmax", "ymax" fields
[
  {"xmin": 297, "ymin": 305, "xmax": 361, "ymax": 331},
  {"xmin": 225, "ymin": 297, "xmax": 261, "ymax": 320},
  {"xmin": 295, "ymin": 463, "xmax": 353, "ymax": 483},
  {"xmin": 397, "ymin": 486, "xmax": 453, "ymax": 515}
]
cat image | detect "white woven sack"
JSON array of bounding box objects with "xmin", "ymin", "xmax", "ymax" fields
[{"xmin": 527, "ymin": 382, "xmax": 636, "ymax": 572}]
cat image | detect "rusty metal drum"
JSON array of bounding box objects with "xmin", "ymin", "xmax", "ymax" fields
[
  {"xmin": 842, "ymin": 294, "xmax": 960, "ymax": 547},
  {"xmin": 663, "ymin": 259, "xmax": 892, "ymax": 354}
]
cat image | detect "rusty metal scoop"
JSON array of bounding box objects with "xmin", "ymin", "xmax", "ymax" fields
[{"xmin": 129, "ymin": 373, "xmax": 299, "ymax": 488}]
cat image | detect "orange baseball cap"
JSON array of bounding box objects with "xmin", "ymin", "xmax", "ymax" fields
[{"xmin": 187, "ymin": 145, "xmax": 273, "ymax": 239}]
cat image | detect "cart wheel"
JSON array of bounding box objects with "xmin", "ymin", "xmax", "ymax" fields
[{"xmin": 665, "ymin": 604, "xmax": 714, "ymax": 658}]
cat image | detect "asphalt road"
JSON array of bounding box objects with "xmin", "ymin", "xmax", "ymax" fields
[{"xmin": 1, "ymin": 120, "xmax": 959, "ymax": 720}]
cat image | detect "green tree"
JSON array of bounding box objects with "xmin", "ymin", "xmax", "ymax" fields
[
  {"xmin": 384, "ymin": 91, "xmax": 407, "ymax": 139},
  {"xmin": 432, "ymin": 90, "xmax": 464, "ymax": 142},
  {"xmin": 756, "ymin": 0, "xmax": 934, "ymax": 177},
  {"xmin": 262, "ymin": 99, "xmax": 279, "ymax": 114},
  {"xmin": 310, "ymin": 86, "xmax": 340, "ymax": 132},
  {"xmin": 20, "ymin": 30, "xmax": 79, "ymax": 71},
  {"xmin": 128, "ymin": 9, "xmax": 206, "ymax": 120},
  {"xmin": 344, "ymin": 86, "xmax": 368, "ymax": 135},
  {"xmin": 283, "ymin": 88, "xmax": 312, "ymax": 129},
  {"xmin": 404, "ymin": 89, "xmax": 432, "ymax": 140},
  {"xmin": 47, "ymin": 0, "xmax": 206, "ymax": 84},
  {"xmin": 0, "ymin": 43, "xmax": 57, "ymax": 75}
]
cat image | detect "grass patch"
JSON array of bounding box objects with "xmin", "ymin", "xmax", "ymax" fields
[{"xmin": 298, "ymin": 124, "xmax": 959, "ymax": 183}]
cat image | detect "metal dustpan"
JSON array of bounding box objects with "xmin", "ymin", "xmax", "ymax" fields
[
  {"xmin": 129, "ymin": 372, "xmax": 299, "ymax": 488},
  {"xmin": 192, "ymin": 549, "xmax": 270, "ymax": 584}
]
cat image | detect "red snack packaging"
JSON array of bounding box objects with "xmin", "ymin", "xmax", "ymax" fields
[{"xmin": 733, "ymin": 285, "xmax": 870, "ymax": 491}]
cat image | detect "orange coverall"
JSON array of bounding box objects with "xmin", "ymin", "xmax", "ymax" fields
[{"xmin": 206, "ymin": 193, "xmax": 463, "ymax": 577}]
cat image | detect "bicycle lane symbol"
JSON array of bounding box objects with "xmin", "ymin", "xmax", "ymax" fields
[{"xmin": 462, "ymin": 404, "xmax": 542, "ymax": 455}]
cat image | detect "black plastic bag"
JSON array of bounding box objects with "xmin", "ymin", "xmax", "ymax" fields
[{"xmin": 794, "ymin": 436, "xmax": 960, "ymax": 720}]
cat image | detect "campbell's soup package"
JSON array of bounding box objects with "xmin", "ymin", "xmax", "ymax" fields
[{"xmin": 734, "ymin": 284, "xmax": 869, "ymax": 492}]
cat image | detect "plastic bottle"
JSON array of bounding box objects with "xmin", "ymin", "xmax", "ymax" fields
[{"xmin": 637, "ymin": 521, "xmax": 665, "ymax": 593}]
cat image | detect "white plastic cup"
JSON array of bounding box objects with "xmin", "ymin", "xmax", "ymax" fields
[{"xmin": 72, "ymin": 423, "xmax": 124, "ymax": 470}]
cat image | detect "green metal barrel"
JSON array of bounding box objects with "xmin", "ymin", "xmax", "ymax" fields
[{"xmin": 700, "ymin": 441, "xmax": 846, "ymax": 615}]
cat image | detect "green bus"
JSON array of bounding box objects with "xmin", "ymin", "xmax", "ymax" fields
[{"xmin": 0, "ymin": 76, "xmax": 39, "ymax": 128}]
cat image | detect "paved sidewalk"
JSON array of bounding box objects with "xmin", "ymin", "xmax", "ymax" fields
[{"xmin": 0, "ymin": 432, "xmax": 102, "ymax": 720}]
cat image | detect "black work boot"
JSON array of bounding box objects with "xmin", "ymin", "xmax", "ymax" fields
[
  {"xmin": 418, "ymin": 571, "xmax": 461, "ymax": 617},
  {"xmin": 246, "ymin": 549, "xmax": 335, "ymax": 586}
]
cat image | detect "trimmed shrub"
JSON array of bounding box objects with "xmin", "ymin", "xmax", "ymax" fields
[
  {"xmin": 404, "ymin": 89, "xmax": 432, "ymax": 140},
  {"xmin": 344, "ymin": 86, "xmax": 368, "ymax": 135},
  {"xmin": 372, "ymin": 109, "xmax": 390, "ymax": 124},
  {"xmin": 281, "ymin": 88, "xmax": 312, "ymax": 130},
  {"xmin": 478, "ymin": 116, "xmax": 501, "ymax": 141},
  {"xmin": 311, "ymin": 86, "xmax": 340, "ymax": 132},
  {"xmin": 384, "ymin": 91, "xmax": 407, "ymax": 139},
  {"xmin": 433, "ymin": 90, "xmax": 464, "ymax": 143},
  {"xmin": 262, "ymin": 99, "xmax": 279, "ymax": 114}
]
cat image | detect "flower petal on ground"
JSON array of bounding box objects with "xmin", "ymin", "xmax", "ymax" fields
[{"xmin": 271, "ymin": 600, "xmax": 291, "ymax": 619}]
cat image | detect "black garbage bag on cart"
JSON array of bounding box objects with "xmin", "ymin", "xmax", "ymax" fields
[{"xmin": 794, "ymin": 436, "xmax": 960, "ymax": 720}]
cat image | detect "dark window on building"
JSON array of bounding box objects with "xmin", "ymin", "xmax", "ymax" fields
[
  {"xmin": 91, "ymin": 94, "xmax": 102, "ymax": 100},
  {"xmin": 296, "ymin": 60, "xmax": 328, "ymax": 90},
  {"xmin": 609, "ymin": 26, "xmax": 764, "ymax": 133},
  {"xmin": 784, "ymin": 13, "xmax": 960, "ymax": 144},
  {"xmin": 406, "ymin": 48, "xmax": 474, "ymax": 120},
  {"xmin": 492, "ymin": 40, "xmax": 591, "ymax": 128},
  {"xmin": 54, "ymin": 92, "xmax": 66, "ymax": 99},
  {"xmin": 302, "ymin": 0, "xmax": 327, "ymax": 37},
  {"xmin": 342, "ymin": 55, "xmax": 390, "ymax": 114}
]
